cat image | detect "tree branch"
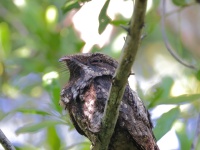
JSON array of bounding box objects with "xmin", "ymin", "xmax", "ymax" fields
[
  {"xmin": 0, "ymin": 129, "xmax": 16, "ymax": 150},
  {"xmin": 161, "ymin": 0, "xmax": 197, "ymax": 70},
  {"xmin": 93, "ymin": 0, "xmax": 148, "ymax": 149}
]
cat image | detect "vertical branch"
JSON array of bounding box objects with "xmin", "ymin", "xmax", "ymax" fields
[
  {"xmin": 0, "ymin": 129, "xmax": 16, "ymax": 150},
  {"xmin": 94, "ymin": 0, "xmax": 148, "ymax": 150}
]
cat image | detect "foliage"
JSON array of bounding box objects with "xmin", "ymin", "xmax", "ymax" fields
[{"xmin": 0, "ymin": 0, "xmax": 200, "ymax": 149}]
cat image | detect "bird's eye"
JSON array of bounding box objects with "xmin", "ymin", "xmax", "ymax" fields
[{"xmin": 90, "ymin": 59, "xmax": 103, "ymax": 64}]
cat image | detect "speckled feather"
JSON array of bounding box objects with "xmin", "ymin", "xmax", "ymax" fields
[{"xmin": 59, "ymin": 53, "xmax": 159, "ymax": 150}]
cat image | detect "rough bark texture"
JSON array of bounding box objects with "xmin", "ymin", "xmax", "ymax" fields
[{"xmin": 0, "ymin": 129, "xmax": 16, "ymax": 150}]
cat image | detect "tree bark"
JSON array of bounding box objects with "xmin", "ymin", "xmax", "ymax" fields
[{"xmin": 0, "ymin": 129, "xmax": 16, "ymax": 150}]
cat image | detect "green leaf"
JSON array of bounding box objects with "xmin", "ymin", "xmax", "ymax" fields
[
  {"xmin": 16, "ymin": 120, "xmax": 65, "ymax": 134},
  {"xmin": 195, "ymin": 70, "xmax": 200, "ymax": 81},
  {"xmin": 147, "ymin": 85, "xmax": 164, "ymax": 108},
  {"xmin": 47, "ymin": 127, "xmax": 61, "ymax": 150},
  {"xmin": 62, "ymin": 141, "xmax": 90, "ymax": 150},
  {"xmin": 172, "ymin": 0, "xmax": 188, "ymax": 6},
  {"xmin": 145, "ymin": 6, "xmax": 160, "ymax": 34},
  {"xmin": 14, "ymin": 145, "xmax": 40, "ymax": 150},
  {"xmin": 155, "ymin": 94, "xmax": 200, "ymax": 105},
  {"xmin": 15, "ymin": 108, "xmax": 51, "ymax": 115},
  {"xmin": 110, "ymin": 20, "xmax": 127, "ymax": 26},
  {"xmin": 153, "ymin": 107, "xmax": 180, "ymax": 140},
  {"xmin": 98, "ymin": 0, "xmax": 111, "ymax": 34},
  {"xmin": 62, "ymin": 0, "xmax": 81, "ymax": 13},
  {"xmin": 43, "ymin": 78, "xmax": 62, "ymax": 113},
  {"xmin": 148, "ymin": 76, "xmax": 174, "ymax": 108},
  {"xmin": 81, "ymin": 141, "xmax": 91, "ymax": 150},
  {"xmin": 0, "ymin": 22, "xmax": 11, "ymax": 59},
  {"xmin": 51, "ymin": 79, "xmax": 62, "ymax": 112},
  {"xmin": 1, "ymin": 107, "xmax": 52, "ymax": 121},
  {"xmin": 175, "ymin": 122, "xmax": 192, "ymax": 150}
]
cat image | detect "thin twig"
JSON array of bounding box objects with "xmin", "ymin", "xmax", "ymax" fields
[
  {"xmin": 191, "ymin": 113, "xmax": 200, "ymax": 150},
  {"xmin": 161, "ymin": 0, "xmax": 197, "ymax": 70},
  {"xmin": 0, "ymin": 129, "xmax": 16, "ymax": 150},
  {"xmin": 93, "ymin": 0, "xmax": 148, "ymax": 150}
]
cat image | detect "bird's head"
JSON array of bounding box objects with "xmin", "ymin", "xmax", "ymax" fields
[
  {"xmin": 59, "ymin": 53, "xmax": 118, "ymax": 104},
  {"xmin": 59, "ymin": 53, "xmax": 118, "ymax": 81}
]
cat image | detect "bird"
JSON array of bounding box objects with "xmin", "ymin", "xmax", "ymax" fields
[{"xmin": 59, "ymin": 52, "xmax": 159, "ymax": 150}]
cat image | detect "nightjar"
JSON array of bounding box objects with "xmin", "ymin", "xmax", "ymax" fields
[{"xmin": 59, "ymin": 53, "xmax": 159, "ymax": 150}]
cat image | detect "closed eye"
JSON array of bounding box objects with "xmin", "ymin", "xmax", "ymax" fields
[{"xmin": 91, "ymin": 59, "xmax": 103, "ymax": 63}]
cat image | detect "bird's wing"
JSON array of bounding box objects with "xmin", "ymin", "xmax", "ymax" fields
[{"xmin": 119, "ymin": 85, "xmax": 159, "ymax": 150}]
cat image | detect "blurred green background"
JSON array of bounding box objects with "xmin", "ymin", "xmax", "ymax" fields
[{"xmin": 0, "ymin": 0, "xmax": 200, "ymax": 150}]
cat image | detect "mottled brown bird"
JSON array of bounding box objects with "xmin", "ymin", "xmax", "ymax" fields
[{"xmin": 59, "ymin": 53, "xmax": 159, "ymax": 150}]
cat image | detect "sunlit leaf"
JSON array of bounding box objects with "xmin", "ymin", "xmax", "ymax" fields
[
  {"xmin": 0, "ymin": 22, "xmax": 11, "ymax": 59},
  {"xmin": 110, "ymin": 20, "xmax": 127, "ymax": 26},
  {"xmin": 16, "ymin": 120, "xmax": 65, "ymax": 134},
  {"xmin": 153, "ymin": 107, "xmax": 180, "ymax": 140},
  {"xmin": 62, "ymin": 0, "xmax": 81, "ymax": 13},
  {"xmin": 172, "ymin": 0, "xmax": 188, "ymax": 6},
  {"xmin": 98, "ymin": 0, "xmax": 111, "ymax": 34},
  {"xmin": 155, "ymin": 94, "xmax": 200, "ymax": 105}
]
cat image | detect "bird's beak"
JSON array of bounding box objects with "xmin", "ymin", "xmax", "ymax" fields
[{"xmin": 58, "ymin": 57, "xmax": 70, "ymax": 62}]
